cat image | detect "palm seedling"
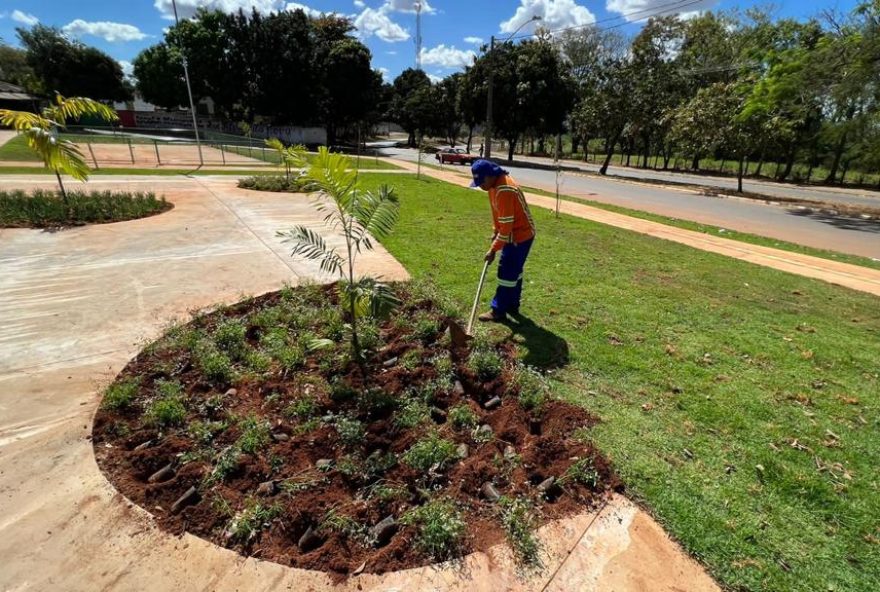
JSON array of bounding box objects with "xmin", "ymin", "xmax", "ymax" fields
[
  {"xmin": 265, "ymin": 138, "xmax": 307, "ymax": 181},
  {"xmin": 277, "ymin": 146, "xmax": 400, "ymax": 366},
  {"xmin": 0, "ymin": 93, "xmax": 118, "ymax": 201}
]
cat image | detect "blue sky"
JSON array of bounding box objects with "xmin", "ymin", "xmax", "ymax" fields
[{"xmin": 0, "ymin": 0, "xmax": 862, "ymax": 83}]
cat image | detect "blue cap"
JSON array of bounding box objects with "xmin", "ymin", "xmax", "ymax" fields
[{"xmin": 470, "ymin": 159, "xmax": 506, "ymax": 187}]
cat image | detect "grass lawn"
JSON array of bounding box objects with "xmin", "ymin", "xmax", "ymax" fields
[
  {"xmin": 360, "ymin": 173, "xmax": 880, "ymax": 592},
  {"xmin": 223, "ymin": 145, "xmax": 401, "ymax": 170},
  {"xmin": 520, "ymin": 185, "xmax": 880, "ymax": 272},
  {"xmin": 0, "ymin": 134, "xmax": 39, "ymax": 161}
]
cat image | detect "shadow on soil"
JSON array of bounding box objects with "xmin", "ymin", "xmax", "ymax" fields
[
  {"xmin": 788, "ymin": 207, "xmax": 880, "ymax": 234},
  {"xmin": 502, "ymin": 312, "xmax": 570, "ymax": 369}
]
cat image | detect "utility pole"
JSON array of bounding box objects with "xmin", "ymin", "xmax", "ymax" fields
[
  {"xmin": 415, "ymin": 2, "xmax": 423, "ymax": 70},
  {"xmin": 171, "ymin": 0, "xmax": 203, "ymax": 166},
  {"xmin": 483, "ymin": 16, "xmax": 541, "ymax": 161},
  {"xmin": 484, "ymin": 35, "xmax": 495, "ymax": 159}
]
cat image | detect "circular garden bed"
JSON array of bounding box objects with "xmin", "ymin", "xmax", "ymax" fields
[
  {"xmin": 93, "ymin": 281, "xmax": 619, "ymax": 578},
  {"xmin": 0, "ymin": 189, "xmax": 171, "ymax": 228}
]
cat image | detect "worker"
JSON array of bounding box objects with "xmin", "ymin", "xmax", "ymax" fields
[{"xmin": 470, "ymin": 159, "xmax": 536, "ymax": 322}]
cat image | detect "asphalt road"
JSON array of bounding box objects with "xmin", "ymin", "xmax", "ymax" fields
[{"xmin": 376, "ymin": 146, "xmax": 880, "ymax": 261}]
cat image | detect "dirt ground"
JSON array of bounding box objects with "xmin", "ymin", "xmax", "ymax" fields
[{"xmin": 0, "ymin": 175, "xmax": 719, "ymax": 591}]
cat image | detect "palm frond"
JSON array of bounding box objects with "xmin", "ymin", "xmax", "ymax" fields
[
  {"xmin": 26, "ymin": 129, "xmax": 90, "ymax": 180},
  {"xmin": 304, "ymin": 147, "xmax": 358, "ymax": 209},
  {"xmin": 341, "ymin": 278, "xmax": 401, "ymax": 320},
  {"xmin": 43, "ymin": 95, "xmax": 118, "ymax": 125},
  {"xmin": 0, "ymin": 110, "xmax": 51, "ymax": 131},
  {"xmin": 349, "ymin": 185, "xmax": 400, "ymax": 251},
  {"xmin": 277, "ymin": 226, "xmax": 344, "ymax": 276}
]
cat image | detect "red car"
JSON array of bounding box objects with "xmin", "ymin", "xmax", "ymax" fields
[{"xmin": 435, "ymin": 147, "xmax": 475, "ymax": 165}]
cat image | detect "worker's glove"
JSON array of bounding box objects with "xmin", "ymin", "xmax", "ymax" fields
[{"xmin": 484, "ymin": 250, "xmax": 496, "ymax": 264}]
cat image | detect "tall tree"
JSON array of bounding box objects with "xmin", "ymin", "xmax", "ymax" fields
[
  {"xmin": 0, "ymin": 45, "xmax": 38, "ymax": 92},
  {"xmin": 132, "ymin": 43, "xmax": 188, "ymax": 110},
  {"xmin": 17, "ymin": 25, "xmax": 130, "ymax": 102},
  {"xmin": 389, "ymin": 68, "xmax": 433, "ymax": 146}
]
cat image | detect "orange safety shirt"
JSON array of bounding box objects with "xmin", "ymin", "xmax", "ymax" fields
[{"xmin": 488, "ymin": 175, "xmax": 536, "ymax": 252}]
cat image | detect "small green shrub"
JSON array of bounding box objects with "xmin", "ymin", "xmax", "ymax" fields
[
  {"xmin": 329, "ymin": 378, "xmax": 358, "ymax": 402},
  {"xmin": 560, "ymin": 457, "xmax": 599, "ymax": 488},
  {"xmin": 395, "ymin": 398, "xmax": 431, "ymax": 429},
  {"xmin": 103, "ymin": 378, "xmax": 139, "ymax": 410},
  {"xmin": 0, "ymin": 189, "xmax": 169, "ymax": 228},
  {"xmin": 512, "ymin": 365, "xmax": 548, "ymax": 410},
  {"xmin": 430, "ymin": 354, "xmax": 454, "ymax": 382},
  {"xmin": 226, "ymin": 501, "xmax": 282, "ymax": 543},
  {"xmin": 400, "ymin": 349, "xmax": 423, "ymax": 371},
  {"xmin": 368, "ymin": 482, "xmax": 410, "ymax": 503},
  {"xmin": 214, "ymin": 319, "xmax": 247, "ymax": 356},
  {"xmin": 402, "ymin": 432, "xmax": 458, "ymax": 472},
  {"xmin": 412, "ymin": 313, "xmax": 439, "ymax": 342},
  {"xmin": 206, "ymin": 445, "xmax": 240, "ymax": 484},
  {"xmin": 358, "ymin": 320, "xmax": 383, "ymax": 351},
  {"xmin": 237, "ymin": 175, "xmax": 311, "ymax": 192},
  {"xmin": 448, "ymin": 404, "xmax": 478, "ymax": 430},
  {"xmin": 243, "ymin": 348, "xmax": 272, "ymax": 372},
  {"xmin": 195, "ymin": 342, "xmax": 235, "ymax": 384},
  {"xmin": 499, "ymin": 496, "xmax": 542, "ymax": 568},
  {"xmin": 145, "ymin": 394, "xmax": 187, "ymax": 427},
  {"xmin": 402, "ymin": 499, "xmax": 466, "ymax": 560},
  {"xmin": 188, "ymin": 420, "xmax": 228, "ymax": 444},
  {"xmin": 468, "ymin": 349, "xmax": 503, "ymax": 381},
  {"xmin": 156, "ymin": 379, "xmax": 183, "ymax": 398},
  {"xmin": 334, "ymin": 415, "xmax": 365, "ymax": 447},
  {"xmin": 320, "ymin": 509, "xmax": 365, "ymax": 540},
  {"xmin": 284, "ymin": 395, "xmax": 318, "ymax": 419},
  {"xmin": 236, "ymin": 415, "xmax": 270, "ymax": 454}
]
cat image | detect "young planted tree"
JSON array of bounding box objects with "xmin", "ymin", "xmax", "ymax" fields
[
  {"xmin": 277, "ymin": 147, "xmax": 400, "ymax": 365},
  {"xmin": 265, "ymin": 138, "xmax": 307, "ymax": 181},
  {"xmin": 0, "ymin": 93, "xmax": 118, "ymax": 199}
]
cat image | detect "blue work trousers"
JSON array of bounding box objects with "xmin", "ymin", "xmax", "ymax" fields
[{"xmin": 491, "ymin": 238, "xmax": 534, "ymax": 315}]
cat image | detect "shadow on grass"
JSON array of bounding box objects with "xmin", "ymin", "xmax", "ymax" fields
[{"xmin": 502, "ymin": 312, "xmax": 570, "ymax": 370}]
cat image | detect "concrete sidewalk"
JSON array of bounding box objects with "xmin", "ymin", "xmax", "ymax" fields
[
  {"xmin": 393, "ymin": 160, "xmax": 880, "ymax": 298},
  {"xmin": 0, "ymin": 175, "xmax": 719, "ymax": 591}
]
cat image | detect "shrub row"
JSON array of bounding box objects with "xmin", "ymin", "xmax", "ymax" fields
[{"xmin": 0, "ymin": 189, "xmax": 169, "ymax": 227}]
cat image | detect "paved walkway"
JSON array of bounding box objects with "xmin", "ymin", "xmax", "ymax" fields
[
  {"xmin": 393, "ymin": 160, "xmax": 880, "ymax": 297},
  {"xmin": 0, "ymin": 175, "xmax": 719, "ymax": 591}
]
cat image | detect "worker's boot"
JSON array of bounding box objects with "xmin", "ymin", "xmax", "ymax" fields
[{"xmin": 478, "ymin": 310, "xmax": 506, "ymax": 323}]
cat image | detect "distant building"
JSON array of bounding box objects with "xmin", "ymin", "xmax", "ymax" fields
[{"xmin": 0, "ymin": 81, "xmax": 40, "ymax": 111}]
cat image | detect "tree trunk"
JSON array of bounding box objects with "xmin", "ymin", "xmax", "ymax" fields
[
  {"xmin": 600, "ymin": 131, "xmax": 622, "ymax": 175},
  {"xmin": 691, "ymin": 154, "xmax": 700, "ymax": 170},
  {"xmin": 719, "ymin": 158, "xmax": 726, "ymax": 173},
  {"xmin": 825, "ymin": 108, "xmax": 856, "ymax": 184},
  {"xmin": 407, "ymin": 131, "xmax": 415, "ymax": 147},
  {"xmin": 663, "ymin": 153, "xmax": 671, "ymax": 170},
  {"xmin": 641, "ymin": 135, "xmax": 650, "ymax": 168},
  {"xmin": 779, "ymin": 147, "xmax": 796, "ymax": 181},
  {"xmin": 537, "ymin": 136, "xmax": 545, "ymax": 154},
  {"xmin": 737, "ymin": 156, "xmax": 745, "ymax": 193},
  {"xmin": 840, "ymin": 160, "xmax": 850, "ymax": 185},
  {"xmin": 571, "ymin": 136, "xmax": 580, "ymax": 156},
  {"xmin": 508, "ymin": 137, "xmax": 516, "ymax": 162},
  {"xmin": 755, "ymin": 159, "xmax": 764, "ymax": 177},
  {"xmin": 54, "ymin": 170, "xmax": 69, "ymax": 216},
  {"xmin": 466, "ymin": 125, "xmax": 474, "ymax": 153}
]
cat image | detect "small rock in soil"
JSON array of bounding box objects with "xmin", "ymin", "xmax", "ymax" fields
[
  {"xmin": 352, "ymin": 561, "xmax": 366, "ymax": 576},
  {"xmin": 133, "ymin": 440, "xmax": 152, "ymax": 452},
  {"xmin": 478, "ymin": 424, "xmax": 493, "ymax": 435},
  {"xmin": 256, "ymin": 480, "xmax": 277, "ymax": 496},
  {"xmin": 503, "ymin": 445, "xmax": 516, "ymax": 459},
  {"xmin": 147, "ymin": 463, "xmax": 174, "ymax": 483},
  {"xmin": 382, "ymin": 357, "xmax": 398, "ymax": 368},
  {"xmin": 452, "ymin": 380, "xmax": 465, "ymax": 396},
  {"xmin": 316, "ymin": 459, "xmax": 333, "ymax": 470},
  {"xmin": 537, "ymin": 476, "xmax": 556, "ymax": 492},
  {"xmin": 224, "ymin": 388, "xmax": 237, "ymax": 397},
  {"xmin": 481, "ymin": 482, "xmax": 501, "ymax": 502},
  {"xmin": 170, "ymin": 486, "xmax": 200, "ymax": 514},
  {"xmin": 371, "ymin": 515, "xmax": 398, "ymax": 547},
  {"xmin": 456, "ymin": 443, "xmax": 469, "ymax": 459},
  {"xmin": 271, "ymin": 432, "xmax": 290, "ymax": 442},
  {"xmin": 298, "ymin": 526, "xmax": 323, "ymax": 552},
  {"xmin": 483, "ymin": 396, "xmax": 502, "ymax": 410}
]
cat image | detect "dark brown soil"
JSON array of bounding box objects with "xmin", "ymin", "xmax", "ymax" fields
[{"xmin": 93, "ymin": 283, "xmax": 620, "ymax": 579}]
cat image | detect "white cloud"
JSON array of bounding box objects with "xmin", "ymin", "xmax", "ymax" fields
[
  {"xmin": 464, "ymin": 36, "xmax": 483, "ymax": 45},
  {"xmin": 118, "ymin": 60, "xmax": 135, "ymax": 77},
  {"xmin": 153, "ymin": 0, "xmax": 286, "ymax": 20},
  {"xmin": 385, "ymin": 0, "xmax": 434, "ymax": 14},
  {"xmin": 377, "ymin": 66, "xmax": 390, "ymax": 82},
  {"xmin": 427, "ymin": 72, "xmax": 443, "ymax": 83},
  {"xmin": 354, "ymin": 6, "xmax": 409, "ymax": 42},
  {"xmin": 500, "ymin": 0, "xmax": 595, "ymax": 34},
  {"xmin": 286, "ymin": 2, "xmax": 323, "ymax": 17},
  {"xmin": 605, "ymin": 0, "xmax": 717, "ymax": 23},
  {"xmin": 354, "ymin": 0, "xmax": 365, "ymax": 6},
  {"xmin": 420, "ymin": 44, "xmax": 475, "ymax": 70},
  {"xmin": 11, "ymin": 9, "xmax": 39, "ymax": 26},
  {"xmin": 63, "ymin": 20, "xmax": 149, "ymax": 42},
  {"xmin": 386, "ymin": 50, "xmax": 397, "ymax": 55}
]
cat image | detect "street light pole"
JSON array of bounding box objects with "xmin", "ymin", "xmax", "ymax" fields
[
  {"xmin": 483, "ymin": 15, "xmax": 541, "ymax": 161},
  {"xmin": 171, "ymin": 0, "xmax": 204, "ymax": 166}
]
